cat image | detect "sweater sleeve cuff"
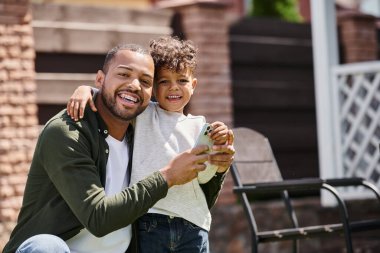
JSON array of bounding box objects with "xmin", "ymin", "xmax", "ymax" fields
[{"xmin": 214, "ymin": 171, "xmax": 227, "ymax": 183}]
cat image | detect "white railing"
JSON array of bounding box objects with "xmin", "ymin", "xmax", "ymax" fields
[{"xmin": 332, "ymin": 61, "xmax": 380, "ymax": 199}]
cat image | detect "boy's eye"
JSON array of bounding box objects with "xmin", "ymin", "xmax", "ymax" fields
[
  {"xmin": 158, "ymin": 80, "xmax": 169, "ymax": 85},
  {"xmin": 179, "ymin": 79, "xmax": 189, "ymax": 84}
]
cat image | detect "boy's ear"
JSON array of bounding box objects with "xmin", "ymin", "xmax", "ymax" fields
[
  {"xmin": 191, "ymin": 78, "xmax": 197, "ymax": 94},
  {"xmin": 95, "ymin": 70, "xmax": 105, "ymax": 88}
]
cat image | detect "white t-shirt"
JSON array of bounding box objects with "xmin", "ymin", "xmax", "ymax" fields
[{"xmin": 66, "ymin": 135, "xmax": 132, "ymax": 253}]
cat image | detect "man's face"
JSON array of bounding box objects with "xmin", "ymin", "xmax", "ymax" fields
[
  {"xmin": 154, "ymin": 68, "xmax": 197, "ymax": 113},
  {"xmin": 96, "ymin": 50, "xmax": 154, "ymax": 121}
]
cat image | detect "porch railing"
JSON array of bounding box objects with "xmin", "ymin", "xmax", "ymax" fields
[{"xmin": 332, "ymin": 61, "xmax": 380, "ymax": 199}]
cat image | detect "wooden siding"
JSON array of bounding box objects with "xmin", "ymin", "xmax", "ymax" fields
[{"xmin": 230, "ymin": 17, "xmax": 319, "ymax": 179}]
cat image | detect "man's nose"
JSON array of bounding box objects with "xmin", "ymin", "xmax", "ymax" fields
[{"xmin": 128, "ymin": 79, "xmax": 141, "ymax": 90}]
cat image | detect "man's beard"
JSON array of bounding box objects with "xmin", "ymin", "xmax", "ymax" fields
[{"xmin": 100, "ymin": 88, "xmax": 146, "ymax": 121}]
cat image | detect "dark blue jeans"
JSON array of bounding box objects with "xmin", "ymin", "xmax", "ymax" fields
[{"xmin": 138, "ymin": 213, "xmax": 209, "ymax": 253}]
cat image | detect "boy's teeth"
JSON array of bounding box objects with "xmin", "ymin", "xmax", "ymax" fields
[{"xmin": 168, "ymin": 95, "xmax": 180, "ymax": 99}]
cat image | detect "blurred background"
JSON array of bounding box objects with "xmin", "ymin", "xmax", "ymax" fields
[{"xmin": 1, "ymin": 0, "xmax": 380, "ymax": 252}]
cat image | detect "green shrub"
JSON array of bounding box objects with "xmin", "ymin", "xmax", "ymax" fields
[{"xmin": 250, "ymin": 0, "xmax": 302, "ymax": 23}]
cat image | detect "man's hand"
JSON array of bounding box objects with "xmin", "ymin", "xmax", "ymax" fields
[
  {"xmin": 160, "ymin": 145, "xmax": 209, "ymax": 188},
  {"xmin": 209, "ymin": 129, "xmax": 235, "ymax": 173}
]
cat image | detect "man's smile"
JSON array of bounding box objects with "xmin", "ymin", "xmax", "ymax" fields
[{"xmin": 117, "ymin": 91, "xmax": 140, "ymax": 105}]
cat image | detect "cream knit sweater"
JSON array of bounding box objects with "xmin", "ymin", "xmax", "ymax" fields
[{"xmin": 130, "ymin": 102, "xmax": 213, "ymax": 231}]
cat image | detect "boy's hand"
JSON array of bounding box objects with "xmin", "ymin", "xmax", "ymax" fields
[
  {"xmin": 209, "ymin": 129, "xmax": 235, "ymax": 173},
  {"xmin": 67, "ymin": 85, "xmax": 97, "ymax": 121},
  {"xmin": 159, "ymin": 145, "xmax": 209, "ymax": 188},
  {"xmin": 209, "ymin": 121, "xmax": 228, "ymax": 145}
]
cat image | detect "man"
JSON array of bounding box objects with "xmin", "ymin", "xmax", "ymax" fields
[{"xmin": 3, "ymin": 44, "xmax": 234, "ymax": 253}]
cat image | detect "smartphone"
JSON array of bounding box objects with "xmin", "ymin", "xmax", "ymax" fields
[
  {"xmin": 194, "ymin": 123, "xmax": 218, "ymax": 184},
  {"xmin": 194, "ymin": 123, "xmax": 214, "ymax": 153}
]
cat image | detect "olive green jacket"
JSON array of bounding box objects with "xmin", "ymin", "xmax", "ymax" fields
[{"xmin": 3, "ymin": 102, "xmax": 226, "ymax": 253}]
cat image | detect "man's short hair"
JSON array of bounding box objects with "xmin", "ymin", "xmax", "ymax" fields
[{"xmin": 102, "ymin": 44, "xmax": 150, "ymax": 73}]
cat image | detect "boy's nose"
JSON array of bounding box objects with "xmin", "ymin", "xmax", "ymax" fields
[{"xmin": 168, "ymin": 82, "xmax": 179, "ymax": 90}]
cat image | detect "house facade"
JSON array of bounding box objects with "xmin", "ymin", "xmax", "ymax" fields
[{"xmin": 1, "ymin": 0, "xmax": 379, "ymax": 252}]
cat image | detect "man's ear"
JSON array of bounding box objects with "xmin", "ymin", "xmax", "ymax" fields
[
  {"xmin": 191, "ymin": 78, "xmax": 197, "ymax": 95},
  {"xmin": 95, "ymin": 70, "xmax": 105, "ymax": 88}
]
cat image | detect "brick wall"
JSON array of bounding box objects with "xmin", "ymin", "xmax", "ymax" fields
[
  {"xmin": 0, "ymin": 0, "xmax": 38, "ymax": 249},
  {"xmin": 338, "ymin": 11, "xmax": 378, "ymax": 63}
]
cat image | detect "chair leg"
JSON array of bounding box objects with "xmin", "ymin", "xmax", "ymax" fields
[
  {"xmin": 252, "ymin": 236, "xmax": 258, "ymax": 253},
  {"xmin": 322, "ymin": 184, "xmax": 353, "ymax": 253},
  {"xmin": 292, "ymin": 239, "xmax": 298, "ymax": 253},
  {"xmin": 280, "ymin": 191, "xmax": 299, "ymax": 253}
]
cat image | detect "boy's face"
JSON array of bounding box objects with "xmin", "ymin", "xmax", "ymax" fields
[
  {"xmin": 154, "ymin": 68, "xmax": 197, "ymax": 113},
  {"xmin": 96, "ymin": 50, "xmax": 154, "ymax": 121}
]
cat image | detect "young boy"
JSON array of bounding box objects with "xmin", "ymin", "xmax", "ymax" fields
[{"xmin": 67, "ymin": 36, "xmax": 230, "ymax": 252}]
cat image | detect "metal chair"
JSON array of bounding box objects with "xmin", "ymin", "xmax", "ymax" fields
[{"xmin": 230, "ymin": 127, "xmax": 380, "ymax": 253}]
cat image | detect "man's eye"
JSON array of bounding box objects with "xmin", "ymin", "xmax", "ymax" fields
[
  {"xmin": 119, "ymin": 73, "xmax": 130, "ymax": 77},
  {"xmin": 141, "ymin": 79, "xmax": 152, "ymax": 87}
]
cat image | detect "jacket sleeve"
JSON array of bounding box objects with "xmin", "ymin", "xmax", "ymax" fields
[
  {"xmin": 38, "ymin": 117, "xmax": 168, "ymax": 237},
  {"xmin": 200, "ymin": 171, "xmax": 227, "ymax": 209}
]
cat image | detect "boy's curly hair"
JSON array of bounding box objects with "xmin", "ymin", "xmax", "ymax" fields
[{"xmin": 149, "ymin": 36, "xmax": 197, "ymax": 76}]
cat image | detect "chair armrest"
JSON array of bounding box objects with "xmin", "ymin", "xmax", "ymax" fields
[
  {"xmin": 325, "ymin": 178, "xmax": 380, "ymax": 202},
  {"xmin": 324, "ymin": 177, "xmax": 365, "ymax": 187},
  {"xmin": 233, "ymin": 178, "xmax": 324, "ymax": 194},
  {"xmin": 234, "ymin": 177, "xmax": 380, "ymax": 201}
]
